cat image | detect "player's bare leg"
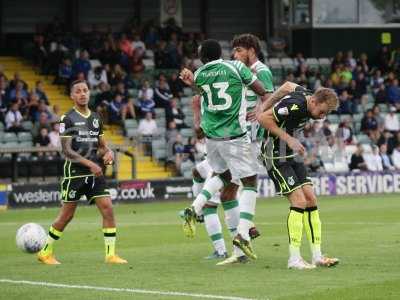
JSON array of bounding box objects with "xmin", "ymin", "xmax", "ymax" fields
[
  {"xmin": 38, "ymin": 202, "xmax": 78, "ymax": 265},
  {"xmin": 95, "ymin": 197, "xmax": 127, "ymax": 264},
  {"xmin": 302, "ymin": 185, "xmax": 339, "ymax": 267}
]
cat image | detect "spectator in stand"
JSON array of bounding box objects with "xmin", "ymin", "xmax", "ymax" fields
[
  {"xmin": 34, "ymin": 127, "xmax": 51, "ymax": 147},
  {"xmin": 154, "ymin": 75, "xmax": 172, "ymax": 108},
  {"xmin": 345, "ymin": 50, "xmax": 357, "ymax": 70},
  {"xmin": 119, "ymin": 33, "xmax": 133, "ymax": 57},
  {"xmin": 72, "ymin": 50, "xmax": 91, "ymax": 79},
  {"xmin": 32, "ymin": 81, "xmax": 49, "ymax": 104},
  {"xmin": 50, "ymin": 104, "xmax": 61, "ymax": 123},
  {"xmin": 88, "ymin": 66, "xmax": 108, "ymax": 90},
  {"xmin": 99, "ymin": 40, "xmax": 119, "ymax": 66},
  {"xmin": 374, "ymin": 83, "xmax": 387, "ymax": 104},
  {"xmin": 5, "ymin": 101, "xmax": 24, "ymax": 133},
  {"xmin": 336, "ymin": 119, "xmax": 354, "ymax": 145},
  {"xmin": 358, "ymin": 53, "xmax": 369, "ymax": 74},
  {"xmin": 355, "ymin": 72, "xmax": 368, "ymax": 100},
  {"xmin": 13, "ymin": 90, "xmax": 29, "ymax": 117},
  {"xmin": 8, "ymin": 72, "xmax": 28, "ymax": 90},
  {"xmin": 9, "ymin": 80, "xmax": 29, "ymax": 102},
  {"xmin": 378, "ymin": 46, "xmax": 391, "ymax": 72},
  {"xmin": 172, "ymin": 133, "xmax": 185, "ymax": 172},
  {"xmin": 166, "ymin": 98, "xmax": 185, "ymax": 129},
  {"xmin": 392, "ymin": 143, "xmax": 400, "ymax": 170},
  {"xmin": 131, "ymin": 54, "xmax": 145, "ymax": 74},
  {"xmin": 330, "ymin": 65, "xmax": 342, "ymax": 87},
  {"xmin": 384, "ymin": 106, "xmax": 400, "ymax": 133},
  {"xmin": 361, "ymin": 109, "xmax": 379, "ymax": 141},
  {"xmin": 380, "ymin": 144, "xmax": 395, "ymax": 170},
  {"xmin": 56, "ymin": 58, "xmax": 73, "ymax": 85},
  {"xmin": 364, "ymin": 145, "xmax": 383, "ymax": 171},
  {"xmin": 108, "ymin": 94, "xmax": 124, "ymax": 124},
  {"xmin": 131, "ymin": 33, "xmax": 146, "ymax": 58},
  {"xmin": 331, "ymin": 51, "xmax": 344, "ymax": 71},
  {"xmin": 27, "ymin": 93, "xmax": 40, "ymax": 121},
  {"xmin": 387, "ymin": 79, "xmax": 400, "ymax": 108},
  {"xmin": 48, "ymin": 122, "xmax": 61, "ymax": 148},
  {"xmin": 166, "ymin": 32, "xmax": 183, "ymax": 69},
  {"xmin": 137, "ymin": 112, "xmax": 158, "ymax": 155},
  {"xmin": 183, "ymin": 33, "xmax": 198, "ymax": 59},
  {"xmin": 154, "ymin": 40, "xmax": 169, "ymax": 69},
  {"xmin": 108, "ymin": 64, "xmax": 127, "ymax": 86},
  {"xmin": 94, "ymin": 82, "xmax": 112, "ymax": 119},
  {"xmin": 33, "ymin": 101, "xmax": 52, "ymax": 122},
  {"xmin": 337, "ymin": 90, "xmax": 356, "ymax": 114},
  {"xmin": 137, "ymin": 80, "xmax": 155, "ymax": 117},
  {"xmin": 349, "ymin": 144, "xmax": 368, "ymax": 171},
  {"xmin": 321, "ymin": 119, "xmax": 332, "ymax": 137},
  {"xmin": 115, "ymin": 82, "xmax": 136, "ymax": 120},
  {"xmin": 168, "ymin": 72, "xmax": 184, "ymax": 97},
  {"xmin": 32, "ymin": 112, "xmax": 51, "ymax": 137},
  {"xmin": 370, "ymin": 69, "xmax": 385, "ymax": 93},
  {"xmin": 183, "ymin": 137, "xmax": 196, "ymax": 162},
  {"xmin": 372, "ymin": 105, "xmax": 385, "ymax": 131},
  {"xmin": 144, "ymin": 25, "xmax": 160, "ymax": 50},
  {"xmin": 377, "ymin": 130, "xmax": 392, "ymax": 150}
]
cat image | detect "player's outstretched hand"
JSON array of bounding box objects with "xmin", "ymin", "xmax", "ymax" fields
[
  {"xmin": 90, "ymin": 163, "xmax": 103, "ymax": 177},
  {"xmin": 287, "ymin": 137, "xmax": 305, "ymax": 156},
  {"xmin": 179, "ymin": 68, "xmax": 194, "ymax": 86},
  {"xmin": 103, "ymin": 150, "xmax": 114, "ymax": 165}
]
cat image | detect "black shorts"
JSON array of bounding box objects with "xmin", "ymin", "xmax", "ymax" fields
[
  {"xmin": 268, "ymin": 160, "xmax": 312, "ymax": 195},
  {"xmin": 61, "ymin": 175, "xmax": 110, "ymax": 203}
]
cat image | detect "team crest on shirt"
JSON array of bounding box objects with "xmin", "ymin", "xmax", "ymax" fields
[
  {"xmin": 278, "ymin": 107, "xmax": 289, "ymax": 115},
  {"xmin": 69, "ymin": 190, "xmax": 76, "ymax": 198},
  {"xmin": 59, "ymin": 123, "xmax": 65, "ymax": 133},
  {"xmin": 93, "ymin": 119, "xmax": 99, "ymax": 128},
  {"xmin": 288, "ymin": 176, "xmax": 295, "ymax": 186},
  {"xmin": 291, "ymin": 104, "xmax": 299, "ymax": 111}
]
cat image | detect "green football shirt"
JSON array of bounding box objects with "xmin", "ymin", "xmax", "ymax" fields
[{"xmin": 194, "ymin": 59, "xmax": 257, "ymax": 139}]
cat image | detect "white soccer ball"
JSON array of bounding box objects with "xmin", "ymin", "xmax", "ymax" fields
[{"xmin": 16, "ymin": 223, "xmax": 47, "ymax": 253}]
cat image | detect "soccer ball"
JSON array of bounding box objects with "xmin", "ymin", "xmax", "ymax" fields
[{"xmin": 16, "ymin": 223, "xmax": 47, "ymax": 253}]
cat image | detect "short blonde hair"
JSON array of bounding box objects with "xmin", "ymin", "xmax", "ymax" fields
[{"xmin": 314, "ymin": 88, "xmax": 339, "ymax": 112}]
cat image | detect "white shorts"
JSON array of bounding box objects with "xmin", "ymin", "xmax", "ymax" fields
[
  {"xmin": 195, "ymin": 159, "xmax": 213, "ymax": 180},
  {"xmin": 206, "ymin": 134, "xmax": 257, "ymax": 181},
  {"xmin": 251, "ymin": 141, "xmax": 266, "ymax": 175}
]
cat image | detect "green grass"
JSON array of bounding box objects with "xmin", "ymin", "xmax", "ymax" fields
[{"xmin": 1, "ymin": 194, "xmax": 400, "ymax": 300}]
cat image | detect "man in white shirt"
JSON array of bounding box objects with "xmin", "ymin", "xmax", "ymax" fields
[
  {"xmin": 391, "ymin": 143, "xmax": 400, "ymax": 170},
  {"xmin": 131, "ymin": 34, "xmax": 146, "ymax": 57},
  {"xmin": 138, "ymin": 112, "xmax": 158, "ymax": 155},
  {"xmin": 384, "ymin": 106, "xmax": 400, "ymax": 133},
  {"xmin": 363, "ymin": 145, "xmax": 383, "ymax": 171},
  {"xmin": 5, "ymin": 101, "xmax": 24, "ymax": 132}
]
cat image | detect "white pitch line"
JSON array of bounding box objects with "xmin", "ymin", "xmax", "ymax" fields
[{"xmin": 0, "ymin": 279, "xmax": 259, "ymax": 300}]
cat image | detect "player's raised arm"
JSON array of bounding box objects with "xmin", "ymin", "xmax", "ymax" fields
[
  {"xmin": 258, "ymin": 81, "xmax": 301, "ymax": 113},
  {"xmin": 192, "ymin": 94, "xmax": 205, "ymax": 139}
]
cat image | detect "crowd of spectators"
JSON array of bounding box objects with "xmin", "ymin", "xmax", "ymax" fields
[
  {"xmin": 3, "ymin": 16, "xmax": 400, "ymax": 175},
  {"xmin": 289, "ymin": 47, "xmax": 400, "ymax": 173}
]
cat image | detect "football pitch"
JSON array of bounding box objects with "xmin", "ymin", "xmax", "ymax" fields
[{"xmin": 0, "ymin": 194, "xmax": 399, "ymax": 300}]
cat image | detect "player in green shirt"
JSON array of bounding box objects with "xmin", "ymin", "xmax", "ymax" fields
[{"xmin": 180, "ymin": 39, "xmax": 279, "ymax": 260}]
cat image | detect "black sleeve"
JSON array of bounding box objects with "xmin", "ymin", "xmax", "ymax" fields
[
  {"xmin": 59, "ymin": 115, "xmax": 74, "ymax": 138},
  {"xmin": 272, "ymin": 96, "xmax": 307, "ymax": 123}
]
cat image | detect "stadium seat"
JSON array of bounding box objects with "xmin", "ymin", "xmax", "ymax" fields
[
  {"xmin": 124, "ymin": 119, "xmax": 138, "ymax": 129},
  {"xmin": 21, "ymin": 121, "xmax": 33, "ymax": 131},
  {"xmin": 334, "ymin": 161, "xmax": 349, "ymax": 173},
  {"xmin": 361, "ymin": 144, "xmax": 372, "ymax": 153},
  {"xmin": 183, "ymin": 88, "xmax": 193, "ymax": 97},
  {"xmin": 180, "ymin": 97, "xmax": 192, "ymax": 107},
  {"xmin": 126, "ymin": 128, "xmax": 138, "ymax": 138},
  {"xmin": 0, "ymin": 132, "xmax": 3, "ymax": 143},
  {"xmin": 378, "ymin": 104, "xmax": 389, "ymax": 113},
  {"xmin": 339, "ymin": 114, "xmax": 352, "ymax": 122},
  {"xmin": 155, "ymin": 117, "xmax": 166, "ymax": 128},
  {"xmin": 353, "ymin": 113, "xmax": 363, "ymax": 123},
  {"xmin": 143, "ymin": 59, "xmax": 155, "ymax": 69},
  {"xmin": 0, "ymin": 123, "xmax": 4, "ymax": 131},
  {"xmin": 357, "ymin": 134, "xmax": 371, "ymax": 144},
  {"xmin": 305, "ymin": 58, "xmax": 319, "ymax": 71},
  {"xmin": 153, "ymin": 148, "xmax": 167, "ymax": 161},
  {"xmin": 17, "ymin": 132, "xmax": 33, "ymax": 142},
  {"xmin": 2, "ymin": 141, "xmax": 18, "ymax": 148},
  {"xmin": 327, "ymin": 114, "xmax": 340, "ymax": 124},
  {"xmin": 3, "ymin": 132, "xmax": 18, "ymax": 143},
  {"xmin": 19, "ymin": 141, "xmax": 33, "ymax": 148},
  {"xmin": 154, "ymin": 108, "xmax": 166, "ymax": 118},
  {"xmin": 180, "ymin": 159, "xmax": 194, "ymax": 178},
  {"xmin": 145, "ymin": 49, "xmax": 154, "ymax": 58},
  {"xmin": 180, "ymin": 128, "xmax": 194, "ymax": 138},
  {"xmin": 128, "ymin": 89, "xmax": 139, "ymax": 98},
  {"xmin": 345, "ymin": 145, "xmax": 357, "ymax": 163}
]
